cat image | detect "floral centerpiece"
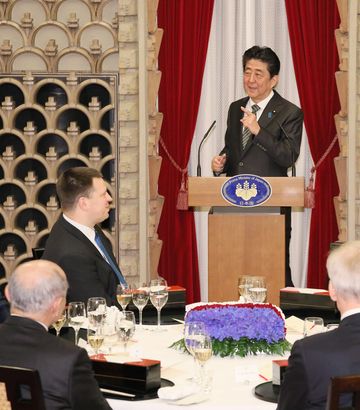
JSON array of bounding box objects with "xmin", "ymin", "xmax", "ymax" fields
[{"xmin": 171, "ymin": 302, "xmax": 291, "ymax": 357}]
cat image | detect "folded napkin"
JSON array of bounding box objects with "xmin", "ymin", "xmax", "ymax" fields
[{"xmin": 157, "ymin": 384, "xmax": 199, "ymax": 401}]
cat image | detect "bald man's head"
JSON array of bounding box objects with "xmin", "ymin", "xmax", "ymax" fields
[{"xmin": 7, "ymin": 260, "xmax": 68, "ymax": 314}]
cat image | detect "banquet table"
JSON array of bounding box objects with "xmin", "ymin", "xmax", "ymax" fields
[{"xmin": 102, "ymin": 323, "xmax": 297, "ymax": 410}]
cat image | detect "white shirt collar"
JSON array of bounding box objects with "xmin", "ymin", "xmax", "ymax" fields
[
  {"xmin": 341, "ymin": 307, "xmax": 360, "ymax": 321},
  {"xmin": 63, "ymin": 213, "xmax": 95, "ymax": 241},
  {"xmin": 248, "ymin": 89, "xmax": 274, "ymax": 112}
]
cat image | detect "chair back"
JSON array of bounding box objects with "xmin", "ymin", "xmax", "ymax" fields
[
  {"xmin": 326, "ymin": 375, "xmax": 360, "ymax": 410},
  {"xmin": 0, "ymin": 366, "xmax": 45, "ymax": 410},
  {"xmin": 31, "ymin": 248, "xmax": 44, "ymax": 260}
]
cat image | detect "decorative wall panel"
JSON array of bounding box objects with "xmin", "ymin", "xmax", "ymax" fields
[{"xmin": 0, "ymin": 72, "xmax": 118, "ymax": 282}]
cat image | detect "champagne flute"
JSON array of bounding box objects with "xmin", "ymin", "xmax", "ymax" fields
[
  {"xmin": 132, "ymin": 283, "xmax": 149, "ymax": 328},
  {"xmin": 116, "ymin": 284, "xmax": 133, "ymax": 311},
  {"xmin": 149, "ymin": 278, "xmax": 168, "ymax": 330},
  {"xmin": 87, "ymin": 325, "xmax": 104, "ymax": 356},
  {"xmin": 68, "ymin": 301, "xmax": 86, "ymax": 345},
  {"xmin": 52, "ymin": 307, "xmax": 67, "ymax": 337},
  {"xmin": 193, "ymin": 334, "xmax": 212, "ymax": 392},
  {"xmin": 184, "ymin": 321, "xmax": 207, "ymax": 382},
  {"xmin": 87, "ymin": 297, "xmax": 107, "ymax": 327},
  {"xmin": 238, "ymin": 275, "xmax": 253, "ymax": 302},
  {"xmin": 117, "ymin": 311, "xmax": 135, "ymax": 352}
]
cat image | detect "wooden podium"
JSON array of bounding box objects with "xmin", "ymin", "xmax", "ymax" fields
[{"xmin": 188, "ymin": 176, "xmax": 304, "ymax": 305}]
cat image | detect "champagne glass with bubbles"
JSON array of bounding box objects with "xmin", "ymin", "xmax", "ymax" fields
[
  {"xmin": 116, "ymin": 284, "xmax": 133, "ymax": 311},
  {"xmin": 132, "ymin": 283, "xmax": 149, "ymax": 328},
  {"xmin": 87, "ymin": 297, "xmax": 107, "ymax": 327},
  {"xmin": 150, "ymin": 278, "xmax": 168, "ymax": 330},
  {"xmin": 87, "ymin": 325, "xmax": 104, "ymax": 356},
  {"xmin": 184, "ymin": 321, "xmax": 207, "ymax": 382},
  {"xmin": 52, "ymin": 307, "xmax": 67, "ymax": 337},
  {"xmin": 68, "ymin": 301, "xmax": 86, "ymax": 345}
]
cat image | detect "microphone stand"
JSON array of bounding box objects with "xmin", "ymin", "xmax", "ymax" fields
[
  {"xmin": 277, "ymin": 120, "xmax": 296, "ymax": 177},
  {"xmin": 197, "ymin": 121, "xmax": 216, "ymax": 177}
]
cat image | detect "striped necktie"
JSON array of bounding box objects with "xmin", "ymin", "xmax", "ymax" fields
[
  {"xmin": 242, "ymin": 104, "xmax": 260, "ymax": 149},
  {"xmin": 95, "ymin": 232, "xmax": 127, "ymax": 286}
]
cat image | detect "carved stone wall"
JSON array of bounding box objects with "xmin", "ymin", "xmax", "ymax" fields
[
  {"xmin": 334, "ymin": 0, "xmax": 360, "ymax": 240},
  {"xmin": 0, "ymin": 0, "xmax": 164, "ymax": 286}
]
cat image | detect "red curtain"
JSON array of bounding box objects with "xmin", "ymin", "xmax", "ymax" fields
[
  {"xmin": 285, "ymin": 0, "xmax": 340, "ymax": 288},
  {"xmin": 157, "ymin": 0, "xmax": 214, "ymax": 303}
]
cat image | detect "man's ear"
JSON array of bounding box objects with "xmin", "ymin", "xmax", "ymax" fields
[
  {"xmin": 4, "ymin": 285, "xmax": 10, "ymax": 302},
  {"xmin": 328, "ymin": 280, "xmax": 337, "ymax": 302}
]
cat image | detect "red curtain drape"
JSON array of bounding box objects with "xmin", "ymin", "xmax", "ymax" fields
[
  {"xmin": 157, "ymin": 0, "xmax": 214, "ymax": 303},
  {"xmin": 285, "ymin": 0, "xmax": 340, "ymax": 288}
]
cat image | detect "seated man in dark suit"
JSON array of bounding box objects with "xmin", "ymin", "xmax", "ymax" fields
[
  {"xmin": 0, "ymin": 260, "xmax": 112, "ymax": 410},
  {"xmin": 0, "ymin": 282, "xmax": 9, "ymax": 323},
  {"xmin": 42, "ymin": 167, "xmax": 126, "ymax": 306},
  {"xmin": 277, "ymin": 241, "xmax": 360, "ymax": 410}
]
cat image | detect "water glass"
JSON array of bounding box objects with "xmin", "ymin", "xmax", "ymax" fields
[
  {"xmin": 248, "ymin": 276, "xmax": 267, "ymax": 303},
  {"xmin": 132, "ymin": 283, "xmax": 149, "ymax": 328},
  {"xmin": 326, "ymin": 323, "xmax": 339, "ymax": 331},
  {"xmin": 87, "ymin": 297, "xmax": 107, "ymax": 327},
  {"xmin": 68, "ymin": 301, "xmax": 86, "ymax": 345},
  {"xmin": 117, "ymin": 310, "xmax": 136, "ymax": 352},
  {"xmin": 303, "ymin": 317, "xmax": 324, "ymax": 337},
  {"xmin": 238, "ymin": 275, "xmax": 253, "ymax": 302},
  {"xmin": 149, "ymin": 278, "xmax": 168, "ymax": 330}
]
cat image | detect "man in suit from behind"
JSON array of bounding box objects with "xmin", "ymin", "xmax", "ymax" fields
[
  {"xmin": 277, "ymin": 241, "xmax": 360, "ymax": 410},
  {"xmin": 211, "ymin": 46, "xmax": 303, "ymax": 287},
  {"xmin": 42, "ymin": 167, "xmax": 126, "ymax": 306},
  {"xmin": 0, "ymin": 260, "xmax": 112, "ymax": 410}
]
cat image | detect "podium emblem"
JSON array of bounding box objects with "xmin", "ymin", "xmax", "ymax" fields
[{"xmin": 221, "ymin": 174, "xmax": 272, "ymax": 207}]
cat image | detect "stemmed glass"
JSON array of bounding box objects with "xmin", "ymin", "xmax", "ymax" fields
[
  {"xmin": 68, "ymin": 301, "xmax": 86, "ymax": 345},
  {"xmin": 117, "ymin": 311, "xmax": 136, "ymax": 352},
  {"xmin": 132, "ymin": 283, "xmax": 149, "ymax": 328},
  {"xmin": 149, "ymin": 278, "xmax": 168, "ymax": 330},
  {"xmin": 87, "ymin": 297, "xmax": 107, "ymax": 327},
  {"xmin": 238, "ymin": 275, "xmax": 253, "ymax": 302},
  {"xmin": 116, "ymin": 284, "xmax": 133, "ymax": 311},
  {"xmin": 52, "ymin": 307, "xmax": 67, "ymax": 337},
  {"xmin": 193, "ymin": 333, "xmax": 212, "ymax": 392},
  {"xmin": 184, "ymin": 321, "xmax": 208, "ymax": 383},
  {"xmin": 87, "ymin": 325, "xmax": 104, "ymax": 356},
  {"xmin": 248, "ymin": 276, "xmax": 267, "ymax": 303}
]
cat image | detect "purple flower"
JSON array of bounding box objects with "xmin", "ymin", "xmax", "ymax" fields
[{"xmin": 186, "ymin": 303, "xmax": 286, "ymax": 343}]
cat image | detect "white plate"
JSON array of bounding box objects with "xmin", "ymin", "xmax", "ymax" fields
[{"xmin": 168, "ymin": 392, "xmax": 209, "ymax": 406}]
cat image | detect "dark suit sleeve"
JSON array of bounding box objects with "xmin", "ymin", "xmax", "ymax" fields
[
  {"xmin": 69, "ymin": 348, "xmax": 112, "ymax": 410},
  {"xmin": 59, "ymin": 252, "xmax": 115, "ymax": 306},
  {"xmin": 254, "ymin": 105, "xmax": 303, "ymax": 169},
  {"xmin": 277, "ymin": 340, "xmax": 309, "ymax": 410}
]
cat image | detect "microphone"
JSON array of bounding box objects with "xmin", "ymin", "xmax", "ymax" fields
[
  {"xmin": 197, "ymin": 120, "xmax": 216, "ymax": 177},
  {"xmin": 276, "ymin": 118, "xmax": 296, "ymax": 177}
]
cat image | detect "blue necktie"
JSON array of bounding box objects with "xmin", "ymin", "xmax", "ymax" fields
[{"xmin": 94, "ymin": 232, "xmax": 127, "ymax": 286}]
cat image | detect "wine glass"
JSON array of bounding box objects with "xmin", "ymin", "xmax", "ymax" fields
[
  {"xmin": 248, "ymin": 276, "xmax": 267, "ymax": 303},
  {"xmin": 117, "ymin": 310, "xmax": 135, "ymax": 352},
  {"xmin": 52, "ymin": 307, "xmax": 67, "ymax": 337},
  {"xmin": 68, "ymin": 301, "xmax": 86, "ymax": 345},
  {"xmin": 149, "ymin": 278, "xmax": 168, "ymax": 330},
  {"xmin": 87, "ymin": 325, "xmax": 104, "ymax": 356},
  {"xmin": 238, "ymin": 275, "xmax": 253, "ymax": 302},
  {"xmin": 193, "ymin": 333, "xmax": 212, "ymax": 392},
  {"xmin": 116, "ymin": 284, "xmax": 133, "ymax": 311},
  {"xmin": 132, "ymin": 283, "xmax": 149, "ymax": 328},
  {"xmin": 87, "ymin": 297, "xmax": 107, "ymax": 327}
]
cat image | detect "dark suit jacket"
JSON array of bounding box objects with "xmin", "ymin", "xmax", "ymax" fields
[
  {"xmin": 42, "ymin": 215, "xmax": 119, "ymax": 306},
  {"xmin": 0, "ymin": 316, "xmax": 112, "ymax": 410},
  {"xmin": 220, "ymin": 90, "xmax": 303, "ymax": 176},
  {"xmin": 277, "ymin": 313, "xmax": 360, "ymax": 410}
]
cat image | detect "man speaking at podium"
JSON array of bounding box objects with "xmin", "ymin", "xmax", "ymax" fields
[{"xmin": 211, "ymin": 46, "xmax": 303, "ymax": 287}]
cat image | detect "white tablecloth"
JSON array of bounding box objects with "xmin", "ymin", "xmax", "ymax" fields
[{"xmin": 105, "ymin": 324, "xmax": 295, "ymax": 410}]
